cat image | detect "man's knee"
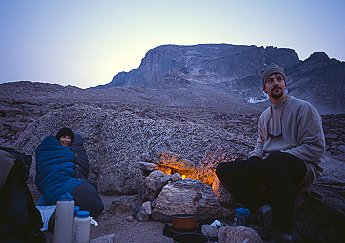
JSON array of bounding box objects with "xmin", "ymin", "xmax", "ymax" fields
[
  {"xmin": 266, "ymin": 151, "xmax": 301, "ymax": 169},
  {"xmin": 265, "ymin": 151, "xmax": 292, "ymax": 168},
  {"xmin": 266, "ymin": 151, "xmax": 285, "ymax": 161}
]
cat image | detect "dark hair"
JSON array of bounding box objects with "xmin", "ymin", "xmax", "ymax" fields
[{"xmin": 56, "ymin": 127, "xmax": 74, "ymax": 141}]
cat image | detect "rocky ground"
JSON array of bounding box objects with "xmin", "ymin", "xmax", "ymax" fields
[
  {"xmin": 1, "ymin": 88, "xmax": 343, "ymax": 163},
  {"xmin": 40, "ymin": 195, "xmax": 172, "ymax": 243},
  {"xmin": 1, "ymin": 81, "xmax": 345, "ymax": 242}
]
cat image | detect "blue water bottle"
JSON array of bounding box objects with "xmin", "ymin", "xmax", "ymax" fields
[{"xmin": 234, "ymin": 207, "xmax": 250, "ymax": 226}]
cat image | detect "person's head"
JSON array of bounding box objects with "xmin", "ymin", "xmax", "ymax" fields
[
  {"xmin": 56, "ymin": 127, "xmax": 74, "ymax": 146},
  {"xmin": 260, "ymin": 63, "xmax": 287, "ymax": 102}
]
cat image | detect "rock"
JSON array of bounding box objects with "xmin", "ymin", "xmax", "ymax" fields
[
  {"xmin": 334, "ymin": 140, "xmax": 344, "ymax": 146},
  {"xmin": 158, "ymin": 174, "xmax": 172, "ymax": 188},
  {"xmin": 140, "ymin": 152, "xmax": 153, "ymax": 162},
  {"xmin": 338, "ymin": 145, "xmax": 345, "ymax": 153},
  {"xmin": 325, "ymin": 133, "xmax": 338, "ymax": 139},
  {"xmin": 126, "ymin": 215, "xmax": 134, "ymax": 222},
  {"xmin": 144, "ymin": 170, "xmax": 166, "ymax": 192},
  {"xmin": 218, "ymin": 226, "xmax": 262, "ymax": 243},
  {"xmin": 10, "ymin": 122, "xmax": 26, "ymax": 132},
  {"xmin": 293, "ymin": 157, "xmax": 345, "ymax": 241},
  {"xmin": 212, "ymin": 177, "xmax": 234, "ymax": 206},
  {"xmin": 110, "ymin": 195, "xmax": 142, "ymax": 213},
  {"xmin": 201, "ymin": 224, "xmax": 219, "ymax": 238},
  {"xmin": 138, "ymin": 161, "xmax": 158, "ymax": 172},
  {"xmin": 171, "ymin": 173, "xmax": 182, "ymax": 182},
  {"xmin": 90, "ymin": 234, "xmax": 115, "ymax": 243},
  {"xmin": 318, "ymin": 157, "xmax": 345, "ymax": 185},
  {"xmin": 151, "ymin": 198, "xmax": 157, "ymax": 209},
  {"xmin": 136, "ymin": 209, "xmax": 150, "ymax": 222},
  {"xmin": 152, "ymin": 179, "xmax": 223, "ymax": 223},
  {"xmin": 142, "ymin": 170, "xmax": 172, "ymax": 201},
  {"xmin": 8, "ymin": 103, "xmax": 257, "ymax": 195},
  {"xmin": 198, "ymin": 144, "xmax": 248, "ymax": 185},
  {"xmin": 156, "ymin": 151, "xmax": 196, "ymax": 170},
  {"xmin": 0, "ymin": 105, "xmax": 25, "ymax": 115},
  {"xmin": 108, "ymin": 44, "xmax": 299, "ymax": 89},
  {"xmin": 142, "ymin": 201, "xmax": 152, "ymax": 215},
  {"xmin": 228, "ymin": 120, "xmax": 242, "ymax": 124},
  {"xmin": 0, "ymin": 129, "xmax": 8, "ymax": 137}
]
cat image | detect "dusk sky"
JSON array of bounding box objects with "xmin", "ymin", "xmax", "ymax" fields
[{"xmin": 1, "ymin": 0, "xmax": 344, "ymax": 89}]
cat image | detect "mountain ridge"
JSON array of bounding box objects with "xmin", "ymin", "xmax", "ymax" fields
[{"xmin": 96, "ymin": 44, "xmax": 345, "ymax": 114}]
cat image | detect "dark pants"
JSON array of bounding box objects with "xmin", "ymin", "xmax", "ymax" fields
[
  {"xmin": 71, "ymin": 180, "xmax": 104, "ymax": 217},
  {"xmin": 216, "ymin": 151, "xmax": 307, "ymax": 234}
]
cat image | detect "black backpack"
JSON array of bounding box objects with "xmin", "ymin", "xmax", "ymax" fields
[{"xmin": 0, "ymin": 147, "xmax": 45, "ymax": 243}]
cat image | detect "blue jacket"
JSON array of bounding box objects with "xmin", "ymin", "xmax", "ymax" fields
[{"xmin": 35, "ymin": 135, "xmax": 82, "ymax": 205}]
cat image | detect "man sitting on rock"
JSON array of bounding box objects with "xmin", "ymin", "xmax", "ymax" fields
[{"xmin": 216, "ymin": 63, "xmax": 325, "ymax": 242}]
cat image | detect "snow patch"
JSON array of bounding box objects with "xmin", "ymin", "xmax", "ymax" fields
[{"xmin": 247, "ymin": 97, "xmax": 268, "ymax": 104}]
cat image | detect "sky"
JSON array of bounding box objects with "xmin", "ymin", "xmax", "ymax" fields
[{"xmin": 1, "ymin": 0, "xmax": 344, "ymax": 89}]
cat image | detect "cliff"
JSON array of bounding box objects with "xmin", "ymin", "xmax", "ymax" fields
[{"xmin": 98, "ymin": 44, "xmax": 345, "ymax": 114}]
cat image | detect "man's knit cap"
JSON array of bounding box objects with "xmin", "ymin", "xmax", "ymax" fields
[{"xmin": 260, "ymin": 63, "xmax": 286, "ymax": 90}]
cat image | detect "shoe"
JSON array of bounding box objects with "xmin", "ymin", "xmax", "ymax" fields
[
  {"xmin": 257, "ymin": 204, "xmax": 272, "ymax": 228},
  {"xmin": 250, "ymin": 204, "xmax": 272, "ymax": 228},
  {"xmin": 251, "ymin": 225, "xmax": 273, "ymax": 241},
  {"xmin": 252, "ymin": 225, "xmax": 293, "ymax": 243},
  {"xmin": 258, "ymin": 204, "xmax": 271, "ymax": 214},
  {"xmin": 271, "ymin": 230, "xmax": 293, "ymax": 243}
]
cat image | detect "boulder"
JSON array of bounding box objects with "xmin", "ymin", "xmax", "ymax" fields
[
  {"xmin": 90, "ymin": 234, "xmax": 115, "ymax": 243},
  {"xmin": 138, "ymin": 161, "xmax": 158, "ymax": 172},
  {"xmin": 142, "ymin": 201, "xmax": 152, "ymax": 215},
  {"xmin": 152, "ymin": 179, "xmax": 228, "ymax": 223},
  {"xmin": 12, "ymin": 104, "xmax": 253, "ymax": 195},
  {"xmin": 218, "ymin": 226, "xmax": 262, "ymax": 243},
  {"xmin": 201, "ymin": 224, "xmax": 219, "ymax": 239},
  {"xmin": 212, "ymin": 177, "xmax": 234, "ymax": 206},
  {"xmin": 293, "ymin": 157, "xmax": 345, "ymax": 242},
  {"xmin": 143, "ymin": 170, "xmax": 167, "ymax": 201}
]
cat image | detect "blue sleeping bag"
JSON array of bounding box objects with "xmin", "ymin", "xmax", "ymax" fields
[
  {"xmin": 70, "ymin": 133, "xmax": 90, "ymax": 179},
  {"xmin": 35, "ymin": 135, "xmax": 81, "ymax": 205}
]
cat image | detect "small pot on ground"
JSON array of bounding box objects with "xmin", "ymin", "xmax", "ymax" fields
[{"xmin": 171, "ymin": 214, "xmax": 197, "ymax": 231}]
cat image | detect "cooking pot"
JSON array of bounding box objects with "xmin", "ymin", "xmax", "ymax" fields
[{"xmin": 171, "ymin": 214, "xmax": 197, "ymax": 231}]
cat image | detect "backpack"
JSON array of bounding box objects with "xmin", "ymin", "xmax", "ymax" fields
[{"xmin": 0, "ymin": 147, "xmax": 45, "ymax": 242}]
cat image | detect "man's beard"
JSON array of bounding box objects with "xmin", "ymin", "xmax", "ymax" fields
[{"xmin": 271, "ymin": 86, "xmax": 283, "ymax": 99}]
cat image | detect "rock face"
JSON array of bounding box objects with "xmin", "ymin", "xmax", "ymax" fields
[
  {"xmin": 107, "ymin": 44, "xmax": 299, "ymax": 87},
  {"xmin": 286, "ymin": 52, "xmax": 345, "ymax": 114},
  {"xmin": 100, "ymin": 44, "xmax": 345, "ymax": 114}
]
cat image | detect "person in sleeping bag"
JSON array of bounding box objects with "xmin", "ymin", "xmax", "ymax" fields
[{"xmin": 35, "ymin": 127, "xmax": 104, "ymax": 217}]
